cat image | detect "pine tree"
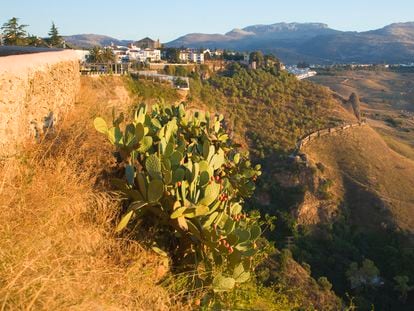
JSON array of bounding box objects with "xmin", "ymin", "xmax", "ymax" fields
[
  {"xmin": 1, "ymin": 17, "xmax": 28, "ymax": 46},
  {"xmin": 48, "ymin": 22, "xmax": 62, "ymax": 47}
]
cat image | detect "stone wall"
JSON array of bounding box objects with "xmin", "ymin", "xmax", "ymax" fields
[
  {"xmin": 294, "ymin": 120, "xmax": 366, "ymax": 152},
  {"xmin": 0, "ymin": 50, "xmax": 80, "ymax": 156}
]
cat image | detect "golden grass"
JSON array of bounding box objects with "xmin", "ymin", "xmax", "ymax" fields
[
  {"xmin": 311, "ymin": 70, "xmax": 414, "ymax": 149},
  {"xmin": 0, "ymin": 76, "xmax": 183, "ymax": 310},
  {"xmin": 304, "ymin": 125, "xmax": 414, "ymax": 232},
  {"xmin": 378, "ymin": 129, "xmax": 414, "ymax": 161}
]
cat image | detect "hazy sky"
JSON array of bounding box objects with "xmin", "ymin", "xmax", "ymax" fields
[{"xmin": 1, "ymin": 0, "xmax": 414, "ymax": 42}]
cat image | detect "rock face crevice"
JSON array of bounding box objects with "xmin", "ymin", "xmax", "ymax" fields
[{"xmin": 0, "ymin": 50, "xmax": 80, "ymax": 156}]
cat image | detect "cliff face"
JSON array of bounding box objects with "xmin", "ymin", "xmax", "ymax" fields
[{"xmin": 0, "ymin": 50, "xmax": 80, "ymax": 156}]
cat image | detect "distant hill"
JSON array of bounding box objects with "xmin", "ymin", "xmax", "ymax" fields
[
  {"xmin": 166, "ymin": 22, "xmax": 414, "ymax": 64},
  {"xmin": 63, "ymin": 22, "xmax": 414, "ymax": 64},
  {"xmin": 63, "ymin": 34, "xmax": 132, "ymax": 48}
]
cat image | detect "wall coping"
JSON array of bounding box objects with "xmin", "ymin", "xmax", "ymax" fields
[{"xmin": 0, "ymin": 50, "xmax": 79, "ymax": 77}]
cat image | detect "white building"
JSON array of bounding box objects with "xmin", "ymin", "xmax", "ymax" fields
[
  {"xmin": 188, "ymin": 52, "xmax": 204, "ymax": 63},
  {"xmin": 211, "ymin": 49, "xmax": 223, "ymax": 57},
  {"xmin": 127, "ymin": 48, "xmax": 161, "ymax": 62},
  {"xmin": 178, "ymin": 51, "xmax": 188, "ymax": 62},
  {"xmin": 178, "ymin": 50, "xmax": 205, "ymax": 64},
  {"xmin": 286, "ymin": 65, "xmax": 317, "ymax": 79}
]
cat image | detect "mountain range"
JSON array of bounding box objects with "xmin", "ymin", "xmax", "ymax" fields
[
  {"xmin": 63, "ymin": 34, "xmax": 132, "ymax": 49},
  {"xmin": 64, "ymin": 22, "xmax": 414, "ymax": 64}
]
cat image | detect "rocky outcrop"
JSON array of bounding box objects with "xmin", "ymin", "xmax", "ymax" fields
[{"xmin": 0, "ymin": 50, "xmax": 80, "ymax": 156}]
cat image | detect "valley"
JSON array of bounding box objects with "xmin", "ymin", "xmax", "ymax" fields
[
  {"xmin": 311, "ymin": 69, "xmax": 414, "ymax": 160},
  {"xmin": 2, "ymin": 25, "xmax": 414, "ymax": 310},
  {"xmin": 3, "ymin": 2, "xmax": 414, "ymax": 309}
]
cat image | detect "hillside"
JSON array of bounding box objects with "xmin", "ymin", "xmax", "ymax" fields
[
  {"xmin": 304, "ymin": 126, "xmax": 414, "ymax": 232},
  {"xmin": 0, "ymin": 74, "xmax": 343, "ymax": 310},
  {"xmin": 2, "ymin": 53, "xmax": 413, "ymax": 309},
  {"xmin": 188, "ymin": 63, "xmax": 355, "ymax": 155},
  {"xmin": 310, "ymin": 69, "xmax": 414, "ymax": 159},
  {"xmin": 183, "ymin": 62, "xmax": 414, "ymax": 309},
  {"xmin": 288, "ymin": 124, "xmax": 414, "ymax": 310},
  {"xmin": 166, "ymin": 22, "xmax": 414, "ymax": 64},
  {"xmin": 63, "ymin": 34, "xmax": 132, "ymax": 48}
]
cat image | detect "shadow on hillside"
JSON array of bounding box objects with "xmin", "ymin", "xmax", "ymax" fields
[
  {"xmin": 294, "ymin": 170, "xmax": 414, "ymax": 309},
  {"xmin": 341, "ymin": 174, "xmax": 399, "ymax": 232},
  {"xmin": 249, "ymin": 147, "xmax": 414, "ymax": 310}
]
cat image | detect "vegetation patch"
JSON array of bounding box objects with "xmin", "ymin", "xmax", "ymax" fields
[
  {"xmin": 189, "ymin": 63, "xmax": 346, "ymax": 155},
  {"xmin": 126, "ymin": 76, "xmax": 180, "ymax": 103},
  {"xmin": 93, "ymin": 102, "xmax": 278, "ymax": 307}
]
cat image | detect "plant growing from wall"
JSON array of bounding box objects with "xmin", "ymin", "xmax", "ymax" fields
[{"xmin": 94, "ymin": 102, "xmax": 263, "ymax": 293}]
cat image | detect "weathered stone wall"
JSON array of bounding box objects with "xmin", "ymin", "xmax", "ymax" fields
[
  {"xmin": 0, "ymin": 50, "xmax": 80, "ymax": 156},
  {"xmin": 294, "ymin": 120, "xmax": 366, "ymax": 151}
]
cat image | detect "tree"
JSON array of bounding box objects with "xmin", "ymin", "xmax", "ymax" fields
[
  {"xmin": 174, "ymin": 77, "xmax": 188, "ymax": 88},
  {"xmin": 1, "ymin": 17, "xmax": 28, "ymax": 45},
  {"xmin": 163, "ymin": 47, "xmax": 180, "ymax": 63},
  {"xmin": 164, "ymin": 65, "xmax": 176, "ymax": 76},
  {"xmin": 48, "ymin": 22, "xmax": 63, "ymax": 47},
  {"xmin": 349, "ymin": 92, "xmax": 361, "ymax": 121},
  {"xmin": 204, "ymin": 51, "xmax": 211, "ymax": 61},
  {"xmin": 26, "ymin": 34, "xmax": 47, "ymax": 47},
  {"xmin": 318, "ymin": 277, "xmax": 333, "ymax": 291},
  {"xmin": 101, "ymin": 47, "xmax": 115, "ymax": 63},
  {"xmin": 88, "ymin": 46, "xmax": 100, "ymax": 62},
  {"xmin": 346, "ymin": 259, "xmax": 380, "ymax": 290},
  {"xmin": 393, "ymin": 275, "xmax": 414, "ymax": 302},
  {"xmin": 249, "ymin": 51, "xmax": 265, "ymax": 67},
  {"xmin": 87, "ymin": 46, "xmax": 115, "ymax": 63},
  {"xmin": 175, "ymin": 65, "xmax": 188, "ymax": 77}
]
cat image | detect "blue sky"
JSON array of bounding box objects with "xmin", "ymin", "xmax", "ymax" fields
[{"xmin": 1, "ymin": 0, "xmax": 413, "ymax": 42}]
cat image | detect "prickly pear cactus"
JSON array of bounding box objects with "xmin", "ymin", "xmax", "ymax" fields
[{"xmin": 94, "ymin": 102, "xmax": 262, "ymax": 292}]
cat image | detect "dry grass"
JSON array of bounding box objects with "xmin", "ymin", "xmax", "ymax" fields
[
  {"xmin": 378, "ymin": 128, "xmax": 414, "ymax": 161},
  {"xmin": 0, "ymin": 76, "xmax": 183, "ymax": 310},
  {"xmin": 311, "ymin": 70, "xmax": 414, "ymax": 151},
  {"xmin": 311, "ymin": 70, "xmax": 414, "ymax": 108},
  {"xmin": 304, "ymin": 125, "xmax": 414, "ymax": 232}
]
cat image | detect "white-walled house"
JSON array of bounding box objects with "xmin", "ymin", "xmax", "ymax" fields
[
  {"xmin": 140, "ymin": 48, "xmax": 161, "ymax": 62},
  {"xmin": 189, "ymin": 52, "xmax": 204, "ymax": 63},
  {"xmin": 127, "ymin": 48, "xmax": 161, "ymax": 62},
  {"xmin": 179, "ymin": 51, "xmax": 189, "ymax": 62},
  {"xmin": 178, "ymin": 50, "xmax": 205, "ymax": 64}
]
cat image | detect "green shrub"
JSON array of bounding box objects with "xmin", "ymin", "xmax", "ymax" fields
[
  {"xmin": 302, "ymin": 262, "xmax": 311, "ymax": 274},
  {"xmin": 384, "ymin": 116, "xmax": 402, "ymax": 128},
  {"xmin": 318, "ymin": 276, "xmax": 333, "ymax": 291},
  {"xmin": 126, "ymin": 76, "xmax": 179, "ymax": 103},
  {"xmin": 94, "ymin": 102, "xmax": 263, "ymax": 295},
  {"xmin": 317, "ymin": 179, "xmax": 333, "ymax": 200}
]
